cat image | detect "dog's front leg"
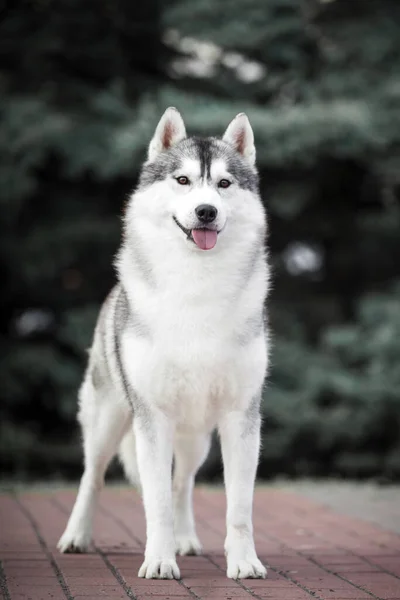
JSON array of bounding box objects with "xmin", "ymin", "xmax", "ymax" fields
[
  {"xmin": 134, "ymin": 409, "xmax": 180, "ymax": 579},
  {"xmin": 219, "ymin": 400, "xmax": 267, "ymax": 580}
]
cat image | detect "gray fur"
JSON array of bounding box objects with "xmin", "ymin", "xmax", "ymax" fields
[
  {"xmin": 129, "ymin": 238, "xmax": 156, "ymax": 288},
  {"xmin": 87, "ymin": 291, "xmax": 114, "ymax": 392},
  {"xmin": 139, "ymin": 137, "xmax": 259, "ymax": 192},
  {"xmin": 89, "ymin": 284, "xmax": 150, "ymax": 412},
  {"xmin": 113, "ymin": 285, "xmax": 135, "ymax": 410},
  {"xmin": 112, "ymin": 286, "xmax": 154, "ymax": 418},
  {"xmin": 130, "ymin": 308, "xmax": 152, "ymax": 339},
  {"xmin": 242, "ymin": 394, "xmax": 262, "ymax": 438},
  {"xmin": 91, "ymin": 364, "xmax": 104, "ymax": 390},
  {"xmin": 115, "ymin": 280, "xmax": 152, "ymax": 339},
  {"xmin": 239, "ymin": 239, "xmax": 265, "ymax": 292},
  {"xmin": 224, "ymin": 151, "xmax": 259, "ymax": 192},
  {"xmin": 100, "ymin": 312, "xmax": 109, "ymax": 375},
  {"xmin": 237, "ymin": 311, "xmax": 265, "ymax": 346},
  {"xmin": 139, "ymin": 154, "xmax": 181, "ymax": 189}
]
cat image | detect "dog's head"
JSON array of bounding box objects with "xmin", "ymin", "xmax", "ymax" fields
[{"xmin": 133, "ymin": 107, "xmax": 264, "ymax": 252}]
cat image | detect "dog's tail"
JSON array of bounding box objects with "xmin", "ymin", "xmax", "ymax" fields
[{"xmin": 118, "ymin": 430, "xmax": 142, "ymax": 493}]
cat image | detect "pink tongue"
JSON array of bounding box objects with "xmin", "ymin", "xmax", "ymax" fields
[{"xmin": 192, "ymin": 229, "xmax": 218, "ymax": 250}]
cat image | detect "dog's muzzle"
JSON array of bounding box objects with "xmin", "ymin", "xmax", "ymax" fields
[{"xmin": 173, "ymin": 216, "xmax": 220, "ymax": 251}]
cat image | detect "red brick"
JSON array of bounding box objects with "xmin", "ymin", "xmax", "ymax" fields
[
  {"xmin": 65, "ymin": 585, "xmax": 127, "ymax": 595},
  {"xmin": 10, "ymin": 594, "xmax": 66, "ymax": 600},
  {"xmin": 134, "ymin": 594, "xmax": 192, "ymax": 599},
  {"xmin": 325, "ymin": 564, "xmax": 380, "ymax": 573},
  {"xmin": 64, "ymin": 575, "xmax": 120, "ymax": 585},
  {"xmin": 72, "ymin": 595, "xmax": 127, "ymax": 599},
  {"xmin": 5, "ymin": 567, "xmax": 54, "ymax": 576},
  {"xmin": 55, "ymin": 568, "xmax": 110, "ymax": 576},
  {"xmin": 347, "ymin": 572, "xmax": 400, "ymax": 585},
  {"xmin": 245, "ymin": 589, "xmax": 313, "ymax": 599},
  {"xmin": 190, "ymin": 597, "xmax": 253, "ymax": 600},
  {"xmin": 189, "ymin": 588, "xmax": 251, "ymax": 597},
  {"xmin": 247, "ymin": 579, "xmax": 303, "ymax": 588},
  {"xmin": 310, "ymin": 590, "xmax": 371, "ymax": 598},
  {"xmin": 6, "ymin": 575, "xmax": 60, "ymax": 584},
  {"xmin": 2, "ymin": 487, "xmax": 400, "ymax": 600},
  {"xmin": 73, "ymin": 596, "xmax": 128, "ymax": 600},
  {"xmin": 295, "ymin": 576, "xmax": 357, "ymax": 589},
  {"xmin": 184, "ymin": 577, "xmax": 240, "ymax": 587},
  {"xmin": 8, "ymin": 586, "xmax": 66, "ymax": 600},
  {"xmin": 313, "ymin": 555, "xmax": 365, "ymax": 565},
  {"xmin": 3, "ymin": 560, "xmax": 51, "ymax": 568},
  {"xmin": 128, "ymin": 583, "xmax": 189, "ymax": 595}
]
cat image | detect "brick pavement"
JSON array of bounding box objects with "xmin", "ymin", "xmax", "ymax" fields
[
  {"xmin": 1, "ymin": 485, "xmax": 400, "ymax": 599},
  {"xmin": 283, "ymin": 482, "xmax": 400, "ymax": 535}
]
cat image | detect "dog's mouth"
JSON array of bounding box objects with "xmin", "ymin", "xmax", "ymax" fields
[{"xmin": 173, "ymin": 216, "xmax": 220, "ymax": 251}]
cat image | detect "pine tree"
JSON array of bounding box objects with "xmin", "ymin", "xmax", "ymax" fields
[{"xmin": 1, "ymin": 0, "xmax": 399, "ymax": 479}]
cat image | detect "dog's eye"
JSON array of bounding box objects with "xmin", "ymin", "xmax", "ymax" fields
[
  {"xmin": 176, "ymin": 176, "xmax": 190, "ymax": 185},
  {"xmin": 218, "ymin": 179, "xmax": 231, "ymax": 189}
]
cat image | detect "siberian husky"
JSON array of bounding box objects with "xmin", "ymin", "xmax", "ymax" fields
[{"xmin": 58, "ymin": 108, "xmax": 270, "ymax": 580}]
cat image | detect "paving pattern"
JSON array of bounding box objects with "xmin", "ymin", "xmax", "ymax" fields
[
  {"xmin": 283, "ymin": 482, "xmax": 400, "ymax": 535},
  {"xmin": 1, "ymin": 485, "xmax": 400, "ymax": 599}
]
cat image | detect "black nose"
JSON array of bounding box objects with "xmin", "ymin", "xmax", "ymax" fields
[{"xmin": 195, "ymin": 204, "xmax": 218, "ymax": 224}]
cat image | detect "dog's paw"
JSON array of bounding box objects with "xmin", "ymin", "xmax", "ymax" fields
[
  {"xmin": 57, "ymin": 529, "xmax": 91, "ymax": 554},
  {"xmin": 227, "ymin": 558, "xmax": 267, "ymax": 580},
  {"xmin": 138, "ymin": 558, "xmax": 180, "ymax": 579},
  {"xmin": 175, "ymin": 534, "xmax": 202, "ymax": 556}
]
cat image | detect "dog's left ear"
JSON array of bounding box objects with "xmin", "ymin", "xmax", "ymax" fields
[
  {"xmin": 148, "ymin": 107, "xmax": 186, "ymax": 161},
  {"xmin": 223, "ymin": 113, "xmax": 256, "ymax": 167}
]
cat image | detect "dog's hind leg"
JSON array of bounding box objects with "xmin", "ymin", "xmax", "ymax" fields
[
  {"xmin": 173, "ymin": 433, "xmax": 211, "ymax": 556},
  {"xmin": 118, "ymin": 429, "xmax": 141, "ymax": 492},
  {"xmin": 58, "ymin": 380, "xmax": 130, "ymax": 553}
]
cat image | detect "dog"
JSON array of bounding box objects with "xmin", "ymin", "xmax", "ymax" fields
[{"xmin": 58, "ymin": 107, "xmax": 270, "ymax": 580}]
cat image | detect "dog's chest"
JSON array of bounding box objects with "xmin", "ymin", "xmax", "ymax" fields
[
  {"xmin": 154, "ymin": 352, "xmax": 240, "ymax": 429},
  {"xmin": 120, "ymin": 267, "xmax": 267, "ymax": 430},
  {"xmin": 122, "ymin": 313, "xmax": 257, "ymax": 431}
]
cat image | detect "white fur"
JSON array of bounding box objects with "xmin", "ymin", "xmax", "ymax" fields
[
  {"xmin": 148, "ymin": 106, "xmax": 186, "ymax": 161},
  {"xmin": 58, "ymin": 110, "xmax": 269, "ymax": 581},
  {"xmin": 223, "ymin": 112, "xmax": 256, "ymax": 166}
]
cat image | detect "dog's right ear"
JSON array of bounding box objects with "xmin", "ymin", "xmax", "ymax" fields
[{"xmin": 148, "ymin": 107, "xmax": 186, "ymax": 161}]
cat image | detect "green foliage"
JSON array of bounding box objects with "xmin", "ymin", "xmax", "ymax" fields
[
  {"xmin": 257, "ymin": 284, "xmax": 400, "ymax": 479},
  {"xmin": 1, "ymin": 0, "xmax": 400, "ymax": 480}
]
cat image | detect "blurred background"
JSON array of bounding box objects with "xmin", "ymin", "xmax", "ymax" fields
[{"xmin": 1, "ymin": 0, "xmax": 400, "ymax": 483}]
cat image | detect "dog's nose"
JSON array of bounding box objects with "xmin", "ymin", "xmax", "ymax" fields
[{"xmin": 195, "ymin": 204, "xmax": 218, "ymax": 224}]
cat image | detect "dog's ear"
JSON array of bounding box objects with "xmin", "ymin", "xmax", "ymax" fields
[
  {"xmin": 148, "ymin": 107, "xmax": 186, "ymax": 161},
  {"xmin": 223, "ymin": 113, "xmax": 256, "ymax": 167}
]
